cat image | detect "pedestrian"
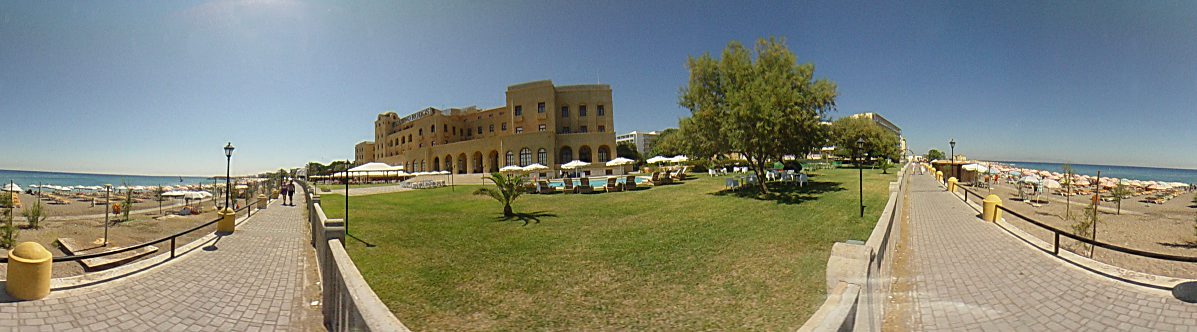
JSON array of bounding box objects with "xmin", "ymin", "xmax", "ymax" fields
[
  {"xmin": 279, "ymin": 181, "xmax": 288, "ymax": 205},
  {"xmin": 287, "ymin": 182, "xmax": 296, "ymax": 206}
]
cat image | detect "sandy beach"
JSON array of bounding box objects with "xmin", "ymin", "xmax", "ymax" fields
[{"xmin": 959, "ymin": 180, "xmax": 1197, "ymax": 279}]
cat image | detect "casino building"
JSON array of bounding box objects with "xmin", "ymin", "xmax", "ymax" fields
[{"xmin": 353, "ymin": 80, "xmax": 617, "ymax": 175}]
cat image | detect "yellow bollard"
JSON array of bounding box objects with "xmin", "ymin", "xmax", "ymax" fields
[
  {"xmin": 935, "ymin": 171, "xmax": 943, "ymax": 183},
  {"xmin": 6, "ymin": 242, "xmax": 52, "ymax": 300},
  {"xmin": 947, "ymin": 177, "xmax": 958, "ymax": 192},
  {"xmin": 983, "ymin": 194, "xmax": 1002, "ymax": 222},
  {"xmin": 257, "ymin": 194, "xmax": 268, "ymax": 210},
  {"xmin": 218, "ymin": 207, "xmax": 236, "ymax": 233}
]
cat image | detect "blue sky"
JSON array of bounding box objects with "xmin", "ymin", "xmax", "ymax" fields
[{"xmin": 1, "ymin": 0, "xmax": 1195, "ymax": 176}]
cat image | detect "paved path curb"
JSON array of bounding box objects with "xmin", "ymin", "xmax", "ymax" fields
[{"xmin": 899, "ymin": 173, "xmax": 1197, "ymax": 331}]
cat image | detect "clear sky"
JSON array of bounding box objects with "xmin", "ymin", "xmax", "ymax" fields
[{"xmin": 1, "ymin": 0, "xmax": 1195, "ymax": 176}]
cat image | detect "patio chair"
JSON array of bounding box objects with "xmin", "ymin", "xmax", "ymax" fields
[
  {"xmin": 537, "ymin": 180, "xmax": 554, "ymax": 194},
  {"xmin": 603, "ymin": 177, "xmax": 621, "ymax": 192},
  {"xmin": 563, "ymin": 178, "xmax": 576, "ymax": 194},
  {"xmin": 577, "ymin": 178, "xmax": 594, "ymax": 194},
  {"xmin": 623, "ymin": 175, "xmax": 638, "ymax": 191}
]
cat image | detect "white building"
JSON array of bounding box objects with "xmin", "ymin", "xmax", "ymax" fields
[{"xmin": 616, "ymin": 130, "xmax": 661, "ymax": 155}]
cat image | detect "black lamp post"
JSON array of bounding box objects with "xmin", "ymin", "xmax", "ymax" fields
[
  {"xmin": 949, "ymin": 138, "xmax": 957, "ymax": 179},
  {"xmin": 103, "ymin": 184, "xmax": 112, "ymax": 246},
  {"xmin": 856, "ymin": 138, "xmax": 865, "ymax": 218},
  {"xmin": 224, "ymin": 142, "xmax": 235, "ymax": 210},
  {"xmin": 344, "ymin": 160, "xmax": 350, "ymax": 236}
]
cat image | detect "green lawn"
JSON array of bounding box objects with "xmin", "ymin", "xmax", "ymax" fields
[
  {"xmin": 320, "ymin": 168, "xmax": 896, "ymax": 330},
  {"xmin": 315, "ymin": 182, "xmax": 398, "ymax": 192}
]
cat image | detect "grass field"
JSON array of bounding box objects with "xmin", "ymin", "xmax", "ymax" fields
[
  {"xmin": 320, "ymin": 168, "xmax": 897, "ymax": 330},
  {"xmin": 315, "ymin": 182, "xmax": 397, "ymax": 192}
]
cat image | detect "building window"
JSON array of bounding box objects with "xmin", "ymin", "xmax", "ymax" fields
[
  {"xmin": 538, "ymin": 124, "xmax": 546, "ymax": 132},
  {"xmin": 443, "ymin": 124, "xmax": 447, "ymax": 132},
  {"xmin": 419, "ymin": 129, "xmax": 423, "ymax": 136},
  {"xmin": 598, "ymin": 146, "xmax": 610, "ymax": 162},
  {"xmin": 579, "ymin": 146, "xmax": 592, "ymax": 162},
  {"xmin": 579, "ymin": 105, "xmax": 587, "ymax": 116},
  {"xmin": 514, "ymin": 105, "xmax": 523, "ymax": 116},
  {"xmin": 505, "ymin": 151, "xmax": 515, "ymax": 166},
  {"xmin": 489, "ymin": 124, "xmax": 494, "ymax": 132},
  {"xmin": 537, "ymin": 102, "xmax": 545, "ymax": 113},
  {"xmin": 561, "ymin": 106, "xmax": 569, "ymax": 117},
  {"xmin": 537, "ymin": 148, "xmax": 547, "ymax": 165},
  {"xmin": 598, "ymin": 125, "xmax": 605, "ymax": 132},
  {"xmin": 515, "ymin": 127, "xmax": 524, "ymax": 134},
  {"xmin": 519, "ymin": 148, "xmax": 532, "ymax": 166},
  {"xmin": 560, "ymin": 147, "xmax": 573, "ymax": 163},
  {"xmin": 598, "ymin": 105, "xmax": 605, "ymax": 116},
  {"xmin": 477, "ymin": 126, "xmax": 482, "ymax": 134},
  {"xmin": 580, "ymin": 126, "xmax": 588, "ymax": 133},
  {"xmin": 502, "ymin": 122, "xmax": 508, "ymax": 131},
  {"xmin": 562, "ymin": 127, "xmax": 570, "ymax": 134},
  {"xmin": 431, "ymin": 125, "xmax": 435, "ymax": 133}
]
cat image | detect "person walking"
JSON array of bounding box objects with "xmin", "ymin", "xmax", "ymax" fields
[
  {"xmin": 279, "ymin": 180, "xmax": 289, "ymax": 206},
  {"xmin": 286, "ymin": 181, "xmax": 296, "ymax": 206}
]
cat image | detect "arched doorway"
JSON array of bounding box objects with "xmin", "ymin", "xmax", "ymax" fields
[
  {"xmin": 579, "ymin": 145, "xmax": 592, "ymax": 163},
  {"xmin": 597, "ymin": 145, "xmax": 611, "ymax": 162},
  {"xmin": 488, "ymin": 151, "xmax": 499, "ymax": 173},
  {"xmin": 457, "ymin": 153, "xmax": 467, "ymax": 174},
  {"xmin": 432, "ymin": 157, "xmax": 440, "ymax": 171},
  {"xmin": 473, "ymin": 152, "xmax": 483, "ymax": 173},
  {"xmin": 559, "ymin": 146, "xmax": 573, "ymax": 163},
  {"xmin": 444, "ymin": 155, "xmax": 453, "ymax": 173}
]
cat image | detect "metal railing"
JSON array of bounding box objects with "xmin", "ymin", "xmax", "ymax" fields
[
  {"xmin": 0, "ymin": 196, "xmax": 262, "ymax": 264},
  {"xmin": 297, "ymin": 179, "xmax": 410, "ymax": 332},
  {"xmin": 949, "ymin": 181, "xmax": 1197, "ymax": 263}
]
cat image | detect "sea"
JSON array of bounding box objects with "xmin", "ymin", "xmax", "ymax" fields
[
  {"xmin": 992, "ymin": 161, "xmax": 1197, "ymax": 185},
  {"xmin": 0, "ymin": 169, "xmax": 212, "ymax": 188}
]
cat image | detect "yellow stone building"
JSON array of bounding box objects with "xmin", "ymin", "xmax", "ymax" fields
[{"xmin": 354, "ymin": 80, "xmax": 617, "ymax": 175}]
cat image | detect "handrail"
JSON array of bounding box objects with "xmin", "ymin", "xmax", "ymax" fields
[
  {"xmin": 0, "ymin": 194, "xmax": 263, "ymax": 264},
  {"xmin": 948, "ymin": 177, "xmax": 1197, "ymax": 263}
]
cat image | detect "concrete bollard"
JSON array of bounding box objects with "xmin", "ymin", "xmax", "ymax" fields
[
  {"xmin": 6, "ymin": 242, "xmax": 52, "ymax": 300},
  {"xmin": 218, "ymin": 207, "xmax": 236, "ymax": 233},
  {"xmin": 948, "ymin": 177, "xmax": 958, "ymax": 192},
  {"xmin": 983, "ymin": 194, "xmax": 1002, "ymax": 222},
  {"xmin": 257, "ymin": 194, "xmax": 268, "ymax": 210},
  {"xmin": 935, "ymin": 171, "xmax": 943, "ymax": 183}
]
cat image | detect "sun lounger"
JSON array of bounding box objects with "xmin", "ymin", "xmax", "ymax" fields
[
  {"xmin": 563, "ymin": 178, "xmax": 576, "ymax": 194},
  {"xmin": 623, "ymin": 175, "xmax": 637, "ymax": 191},
  {"xmin": 649, "ymin": 172, "xmax": 670, "ymax": 186},
  {"xmin": 536, "ymin": 180, "xmax": 554, "ymax": 194},
  {"xmin": 577, "ymin": 178, "xmax": 594, "ymax": 194},
  {"xmin": 603, "ymin": 177, "xmax": 621, "ymax": 192}
]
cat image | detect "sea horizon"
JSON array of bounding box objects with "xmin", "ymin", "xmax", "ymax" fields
[
  {"xmin": 988, "ymin": 160, "xmax": 1197, "ymax": 184},
  {"xmin": 0, "ymin": 168, "xmax": 221, "ymax": 188}
]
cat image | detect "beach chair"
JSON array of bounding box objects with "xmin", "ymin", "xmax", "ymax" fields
[
  {"xmin": 649, "ymin": 172, "xmax": 669, "ymax": 186},
  {"xmin": 577, "ymin": 178, "xmax": 595, "ymax": 194},
  {"xmin": 725, "ymin": 178, "xmax": 739, "ymax": 190},
  {"xmin": 536, "ymin": 180, "xmax": 554, "ymax": 194},
  {"xmin": 623, "ymin": 175, "xmax": 638, "ymax": 191},
  {"xmin": 563, "ymin": 178, "xmax": 576, "ymax": 194},
  {"xmin": 673, "ymin": 166, "xmax": 688, "ymax": 181},
  {"xmin": 603, "ymin": 177, "xmax": 621, "ymax": 192}
]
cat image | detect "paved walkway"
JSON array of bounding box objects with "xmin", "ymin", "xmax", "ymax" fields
[
  {"xmin": 0, "ymin": 194, "xmax": 322, "ymax": 331},
  {"xmin": 897, "ymin": 172, "xmax": 1197, "ymax": 331}
]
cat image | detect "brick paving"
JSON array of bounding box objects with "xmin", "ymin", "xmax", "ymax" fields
[
  {"xmin": 0, "ymin": 194, "xmax": 322, "ymax": 331},
  {"xmin": 901, "ymin": 172, "xmax": 1197, "ymax": 331}
]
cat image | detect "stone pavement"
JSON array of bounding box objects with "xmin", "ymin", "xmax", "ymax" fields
[
  {"xmin": 895, "ymin": 173, "xmax": 1197, "ymax": 331},
  {"xmin": 0, "ymin": 193, "xmax": 323, "ymax": 331}
]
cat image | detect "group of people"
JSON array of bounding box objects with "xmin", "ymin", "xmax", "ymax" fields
[{"xmin": 279, "ymin": 180, "xmax": 297, "ymax": 206}]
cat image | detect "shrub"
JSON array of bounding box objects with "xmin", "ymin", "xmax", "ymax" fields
[{"xmin": 21, "ymin": 200, "xmax": 47, "ymax": 229}]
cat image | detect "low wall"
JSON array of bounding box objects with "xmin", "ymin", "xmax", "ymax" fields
[
  {"xmin": 798, "ymin": 163, "xmax": 910, "ymax": 332},
  {"xmin": 297, "ymin": 180, "xmax": 410, "ymax": 331}
]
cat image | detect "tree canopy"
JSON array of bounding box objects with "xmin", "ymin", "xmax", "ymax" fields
[
  {"xmin": 829, "ymin": 116, "xmax": 900, "ymax": 162},
  {"xmin": 677, "ymin": 38, "xmax": 837, "ymax": 193},
  {"xmin": 926, "ymin": 149, "xmax": 945, "ymax": 161}
]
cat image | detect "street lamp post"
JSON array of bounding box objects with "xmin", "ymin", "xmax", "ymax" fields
[
  {"xmin": 949, "ymin": 139, "xmax": 957, "ymax": 179},
  {"xmin": 344, "ymin": 160, "xmax": 350, "ymax": 236},
  {"xmin": 224, "ymin": 143, "xmax": 235, "ymax": 210},
  {"xmin": 856, "ymin": 138, "xmax": 865, "ymax": 218},
  {"xmin": 103, "ymin": 184, "xmax": 112, "ymax": 246}
]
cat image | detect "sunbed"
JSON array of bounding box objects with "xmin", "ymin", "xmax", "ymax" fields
[
  {"xmin": 623, "ymin": 175, "xmax": 638, "ymax": 191},
  {"xmin": 603, "ymin": 177, "xmax": 621, "ymax": 192},
  {"xmin": 577, "ymin": 178, "xmax": 594, "ymax": 194},
  {"xmin": 563, "ymin": 178, "xmax": 576, "ymax": 194}
]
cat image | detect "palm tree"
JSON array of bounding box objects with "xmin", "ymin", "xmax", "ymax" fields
[{"xmin": 474, "ymin": 172, "xmax": 527, "ymax": 217}]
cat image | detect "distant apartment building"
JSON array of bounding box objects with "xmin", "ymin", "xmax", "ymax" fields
[
  {"xmin": 354, "ymin": 141, "xmax": 375, "ymax": 166},
  {"xmin": 849, "ymin": 112, "xmax": 907, "ymax": 154},
  {"xmin": 615, "ymin": 130, "xmax": 661, "ymax": 155},
  {"xmin": 353, "ymin": 80, "xmax": 617, "ymax": 173}
]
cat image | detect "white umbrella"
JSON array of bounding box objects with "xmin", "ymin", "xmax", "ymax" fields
[
  {"xmin": 605, "ymin": 157, "xmax": 635, "ymax": 167},
  {"xmin": 523, "ymin": 163, "xmax": 549, "ymax": 171},
  {"xmin": 162, "ymin": 191, "xmax": 186, "ymax": 197},
  {"xmin": 183, "ymin": 191, "xmax": 207, "ymax": 200},
  {"xmin": 2, "ymin": 183, "xmax": 22, "ymax": 192},
  {"xmin": 646, "ymin": 156, "xmax": 669, "ymax": 164},
  {"xmin": 561, "ymin": 160, "xmax": 591, "ymax": 169},
  {"xmin": 1042, "ymin": 179, "xmax": 1062, "ymax": 189},
  {"xmin": 348, "ymin": 162, "xmax": 394, "ymax": 173},
  {"xmin": 1020, "ymin": 176, "xmax": 1041, "ymax": 184},
  {"xmin": 670, "ymin": 155, "xmax": 689, "ymax": 163},
  {"xmin": 499, "ymin": 165, "xmax": 524, "ymax": 173},
  {"xmin": 1147, "ymin": 183, "xmax": 1168, "ymax": 190},
  {"xmin": 234, "ymin": 184, "xmax": 249, "ymax": 190}
]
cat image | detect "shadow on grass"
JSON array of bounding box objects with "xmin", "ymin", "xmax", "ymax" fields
[
  {"xmin": 711, "ymin": 180, "xmax": 845, "ymax": 205},
  {"xmin": 495, "ymin": 210, "xmax": 558, "ymax": 225}
]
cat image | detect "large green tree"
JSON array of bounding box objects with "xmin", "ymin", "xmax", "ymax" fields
[
  {"xmin": 678, "ymin": 38, "xmax": 837, "ymax": 193},
  {"xmin": 925, "ymin": 149, "xmax": 945, "ymax": 161},
  {"xmin": 829, "ymin": 116, "xmax": 900, "ymax": 163}
]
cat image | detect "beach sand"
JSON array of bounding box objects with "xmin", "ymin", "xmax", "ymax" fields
[{"xmin": 961, "ymin": 181, "xmax": 1197, "ymax": 279}]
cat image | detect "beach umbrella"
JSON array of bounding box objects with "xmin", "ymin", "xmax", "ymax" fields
[
  {"xmin": 1020, "ymin": 176, "xmax": 1041, "ymax": 184},
  {"xmin": 1008, "ymin": 171, "xmax": 1021, "ymax": 177},
  {"xmin": 561, "ymin": 160, "xmax": 592, "ymax": 177},
  {"xmin": 1072, "ymin": 179, "xmax": 1090, "ymax": 187},
  {"xmin": 499, "ymin": 165, "xmax": 524, "ymax": 173},
  {"xmin": 670, "ymin": 155, "xmax": 689, "ymax": 163},
  {"xmin": 1147, "ymin": 183, "xmax": 1168, "ymax": 190},
  {"xmin": 183, "ymin": 191, "xmax": 206, "ymax": 200},
  {"xmin": 1170, "ymin": 182, "xmax": 1188, "ymax": 188},
  {"xmin": 2, "ymin": 183, "xmax": 22, "ymax": 192},
  {"xmin": 523, "ymin": 163, "xmax": 549, "ymax": 171},
  {"xmin": 646, "ymin": 156, "xmax": 669, "ymax": 164},
  {"xmin": 605, "ymin": 157, "xmax": 635, "ymax": 167},
  {"xmin": 1042, "ymin": 179, "xmax": 1062, "ymax": 189}
]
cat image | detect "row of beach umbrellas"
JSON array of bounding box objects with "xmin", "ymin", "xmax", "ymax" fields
[{"xmin": 959, "ymin": 162, "xmax": 1190, "ymax": 190}]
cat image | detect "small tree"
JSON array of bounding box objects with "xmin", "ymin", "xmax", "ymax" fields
[
  {"xmin": 925, "ymin": 149, "xmax": 945, "ymax": 161},
  {"xmin": 154, "ymin": 185, "xmax": 166, "ymax": 216},
  {"xmin": 878, "ymin": 159, "xmax": 894, "ymax": 174},
  {"xmin": 0, "ymin": 193, "xmax": 16, "ymax": 248},
  {"xmin": 1061, "ymin": 165, "xmax": 1074, "ymax": 220},
  {"xmin": 1110, "ymin": 183, "xmax": 1132, "ymax": 215},
  {"xmin": 1069, "ymin": 200, "xmax": 1099, "ymax": 257},
  {"xmin": 473, "ymin": 173, "xmax": 527, "ymax": 218},
  {"xmin": 121, "ymin": 187, "xmax": 134, "ymax": 222},
  {"xmin": 21, "ymin": 199, "xmax": 48, "ymax": 229}
]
